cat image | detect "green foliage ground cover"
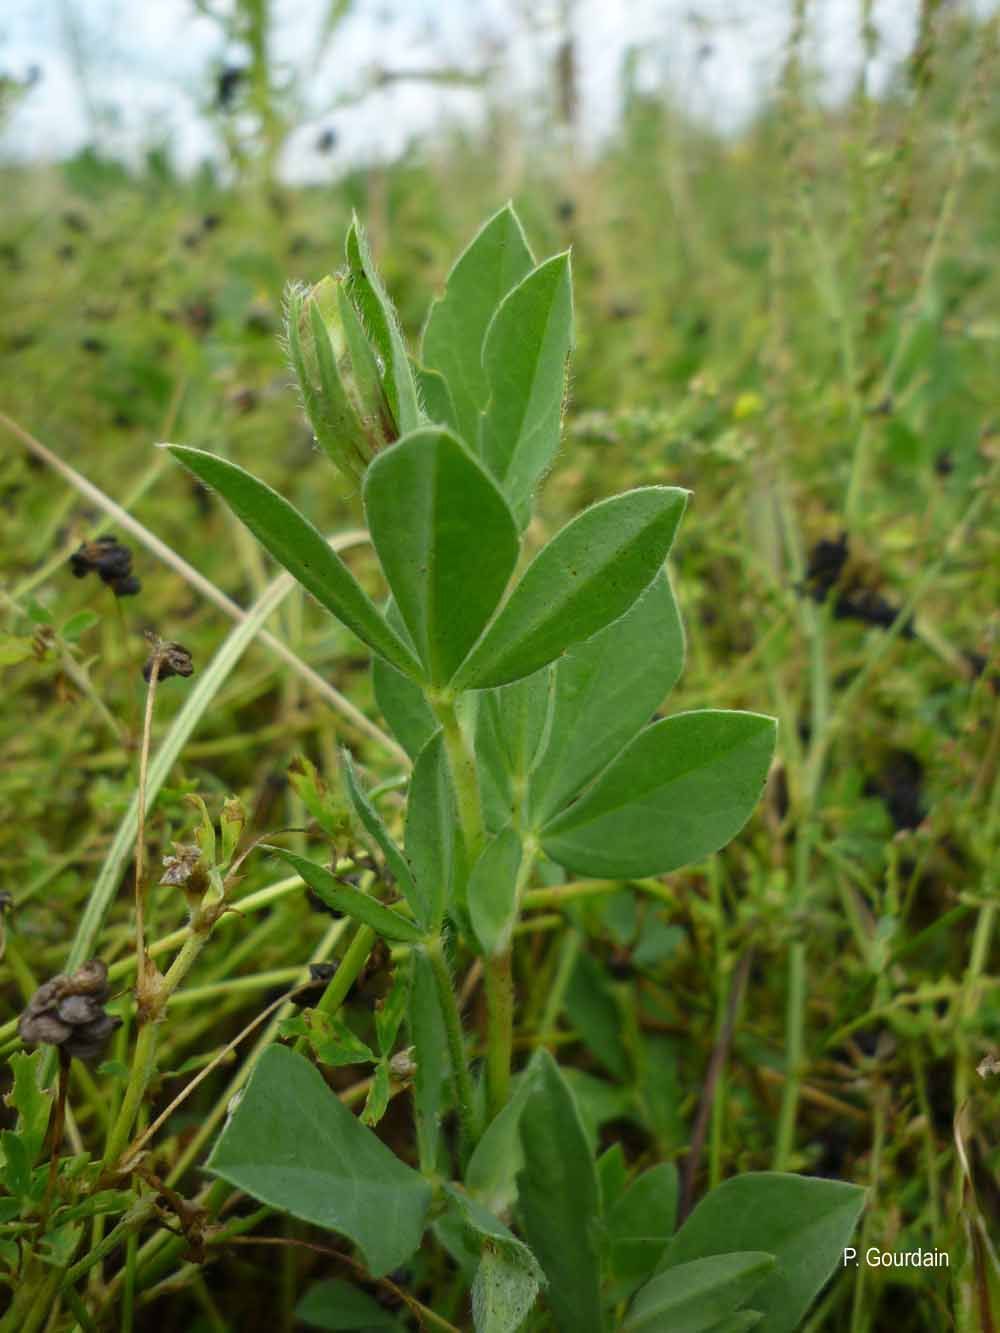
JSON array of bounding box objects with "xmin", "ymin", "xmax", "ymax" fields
[{"xmin": 0, "ymin": 11, "xmax": 998, "ymax": 1329}]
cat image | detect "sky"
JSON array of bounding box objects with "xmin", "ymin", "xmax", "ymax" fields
[{"xmin": 0, "ymin": 1, "xmax": 994, "ymax": 179}]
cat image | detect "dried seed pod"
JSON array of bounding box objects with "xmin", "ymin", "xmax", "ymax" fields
[
  {"xmin": 18, "ymin": 958, "xmax": 122, "ymax": 1062},
  {"xmin": 69, "ymin": 535, "xmax": 141, "ymax": 598},
  {"xmin": 833, "ymin": 587, "xmax": 914, "ymax": 638},
  {"xmin": 803, "ymin": 533, "xmax": 849, "ymax": 600},
  {"xmin": 142, "ymin": 635, "xmax": 194, "ymax": 683},
  {"xmin": 388, "ymin": 1047, "xmax": 417, "ymax": 1081},
  {"xmin": 159, "ymin": 843, "xmax": 208, "ymax": 891}
]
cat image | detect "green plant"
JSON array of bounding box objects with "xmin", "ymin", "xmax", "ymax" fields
[{"xmin": 150, "ymin": 206, "xmax": 859, "ymax": 1330}]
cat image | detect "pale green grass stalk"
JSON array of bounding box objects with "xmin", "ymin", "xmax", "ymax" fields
[{"xmin": 0, "ymin": 412, "xmax": 405, "ymax": 763}]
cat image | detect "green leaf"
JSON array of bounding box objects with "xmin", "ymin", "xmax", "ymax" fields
[
  {"xmin": 296, "ymin": 1277, "xmax": 402, "ymax": 1330},
  {"xmin": 0, "ymin": 1131, "xmax": 31, "ymax": 1198},
  {"xmin": 208, "ymin": 1045, "xmax": 431, "ymax": 1277},
  {"xmin": 60, "ymin": 609, "xmax": 99, "ymax": 641},
  {"xmin": 372, "ymin": 598, "xmax": 439, "ymax": 758},
  {"xmin": 422, "ymin": 204, "xmax": 535, "ymax": 450},
  {"xmin": 414, "ymin": 364, "xmax": 458, "ymax": 433},
  {"xmin": 38, "ymin": 1221, "xmax": 83, "ymax": 1268},
  {"xmin": 340, "ymin": 751, "xmax": 418, "ymax": 911},
  {"xmin": 564, "ymin": 948, "xmax": 629, "ymax": 1081},
  {"xmin": 364, "ymin": 429, "xmax": 519, "ymax": 685},
  {"xmin": 406, "ymin": 731, "xmax": 460, "ymax": 930},
  {"xmin": 541, "ymin": 710, "xmax": 777, "ymax": 878},
  {"xmin": 597, "ymin": 1142, "xmax": 628, "ymax": 1214},
  {"xmin": 636, "ymin": 1034, "xmax": 685, "ymax": 1154},
  {"xmin": 560, "ymin": 1069, "xmax": 632, "ymax": 1147},
  {"xmin": 475, "ymin": 669, "xmax": 552, "ymax": 831},
  {"xmin": 0, "ymin": 634, "xmax": 34, "ymax": 666},
  {"xmin": 279, "ymin": 1010, "xmax": 375, "ymax": 1067},
  {"xmin": 5, "ymin": 1051, "xmax": 50, "ymax": 1165},
  {"xmin": 656, "ymin": 1173, "xmax": 867, "ymax": 1333},
  {"xmin": 528, "ymin": 573, "xmax": 684, "ymax": 824},
  {"xmin": 409, "ymin": 949, "xmax": 447, "ymax": 1173},
  {"xmin": 701, "ymin": 1314, "xmax": 763, "ymax": 1332},
  {"xmin": 375, "ymin": 966, "xmax": 411, "ymax": 1056},
  {"xmin": 361, "ymin": 1061, "xmax": 391, "ymax": 1127},
  {"xmin": 264, "ymin": 846, "xmax": 424, "ymax": 944},
  {"xmin": 454, "ymin": 487, "xmax": 688, "ymax": 690},
  {"xmin": 441, "ymin": 1186, "xmax": 544, "ymax": 1333},
  {"xmin": 164, "ymin": 447, "xmax": 420, "ymax": 678},
  {"xmin": 473, "ymin": 1242, "xmax": 543, "ymax": 1333},
  {"xmin": 623, "ymin": 1252, "xmax": 775, "ymax": 1333},
  {"xmin": 466, "ymin": 1057, "xmax": 544, "ymax": 1216},
  {"xmin": 480, "ymin": 253, "xmax": 574, "ymax": 526},
  {"xmin": 346, "ymin": 217, "xmax": 419, "ymax": 434},
  {"xmin": 47, "ymin": 1190, "xmax": 134, "ymax": 1228},
  {"xmin": 516, "ymin": 1050, "xmax": 602, "ymax": 1333},
  {"xmin": 468, "ymin": 826, "xmax": 522, "ymax": 957},
  {"xmin": 607, "ymin": 1163, "xmax": 679, "ymax": 1283},
  {"xmin": 372, "ymin": 655, "xmax": 438, "ymax": 760},
  {"xmin": 288, "ymin": 756, "xmax": 350, "ymax": 842}
]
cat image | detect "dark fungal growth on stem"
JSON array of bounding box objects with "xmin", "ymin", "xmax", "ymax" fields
[
  {"xmin": 18, "ymin": 959, "xmax": 122, "ymax": 1061},
  {"xmin": 69, "ymin": 534, "xmax": 141, "ymax": 597}
]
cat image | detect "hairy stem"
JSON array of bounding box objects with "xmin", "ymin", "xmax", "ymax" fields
[
  {"xmin": 425, "ymin": 935, "xmax": 479, "ymax": 1153},
  {"xmin": 483, "ymin": 951, "xmax": 514, "ymax": 1122},
  {"xmin": 432, "ymin": 697, "xmax": 485, "ymax": 862}
]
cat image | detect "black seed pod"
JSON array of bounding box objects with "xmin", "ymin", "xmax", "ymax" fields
[
  {"xmin": 18, "ymin": 959, "xmax": 122, "ymax": 1062},
  {"xmin": 69, "ymin": 535, "xmax": 141, "ymax": 598}
]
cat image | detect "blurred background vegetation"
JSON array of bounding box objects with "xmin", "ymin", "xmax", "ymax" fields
[{"xmin": 1, "ymin": 2, "xmax": 998, "ymax": 1329}]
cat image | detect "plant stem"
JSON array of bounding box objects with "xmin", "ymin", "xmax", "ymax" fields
[
  {"xmin": 483, "ymin": 843, "xmax": 537, "ymax": 1120},
  {"xmin": 433, "ymin": 697, "xmax": 485, "ymax": 860},
  {"xmin": 0, "ymin": 1262, "xmax": 51, "ymax": 1333},
  {"xmin": 0, "ymin": 412, "xmax": 405, "ymax": 762},
  {"xmin": 538, "ymin": 930, "xmax": 581, "ymax": 1044},
  {"xmin": 313, "ymin": 925, "xmax": 376, "ymax": 1018},
  {"xmin": 483, "ymin": 950, "xmax": 514, "ymax": 1121},
  {"xmin": 8, "ymin": 1268, "xmax": 61, "ymax": 1333},
  {"xmin": 42, "ymin": 1050, "xmax": 71, "ymax": 1224},
  {"xmin": 774, "ymin": 818, "xmax": 814, "ymax": 1170},
  {"xmin": 425, "ymin": 935, "xmax": 479, "ymax": 1152},
  {"xmin": 62, "ymin": 1199, "xmax": 157, "ymax": 1290},
  {"xmin": 103, "ymin": 1021, "xmax": 159, "ymax": 1170},
  {"xmin": 163, "ymin": 920, "xmax": 346, "ymax": 1188},
  {"xmin": 134, "ymin": 657, "xmax": 160, "ymax": 989},
  {"xmin": 63, "ymin": 1283, "xmax": 99, "ymax": 1333},
  {"xmin": 774, "ymin": 588, "xmax": 829, "ymax": 1169},
  {"xmin": 427, "ymin": 697, "xmax": 495, "ymax": 1138}
]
